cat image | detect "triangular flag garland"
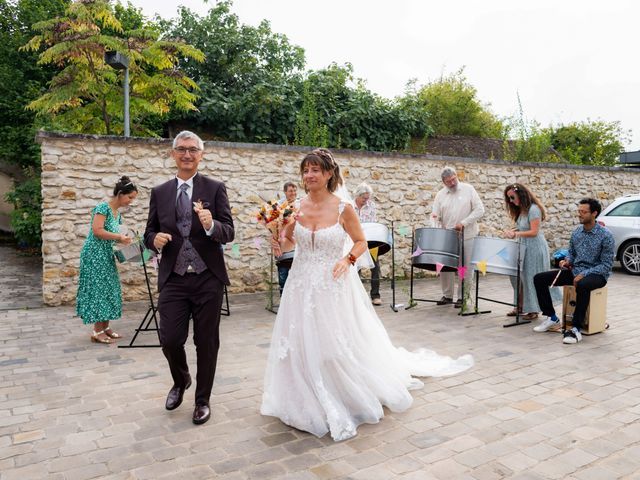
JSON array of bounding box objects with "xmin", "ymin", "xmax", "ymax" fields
[
  {"xmin": 458, "ymin": 265, "xmax": 467, "ymax": 279},
  {"xmin": 435, "ymin": 262, "xmax": 444, "ymax": 275},
  {"xmin": 369, "ymin": 246, "xmax": 379, "ymax": 261},
  {"xmin": 495, "ymin": 247, "xmax": 511, "ymax": 263},
  {"xmin": 231, "ymin": 243, "xmax": 241, "ymax": 258},
  {"xmin": 397, "ymin": 225, "xmax": 410, "ymax": 237},
  {"xmin": 411, "ymin": 246, "xmax": 424, "ymax": 257},
  {"xmin": 253, "ymin": 237, "xmax": 263, "ymax": 249},
  {"xmin": 477, "ymin": 260, "xmax": 487, "ymax": 276}
]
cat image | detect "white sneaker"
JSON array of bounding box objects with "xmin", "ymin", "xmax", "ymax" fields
[
  {"xmin": 533, "ymin": 317, "xmax": 560, "ymax": 332},
  {"xmin": 563, "ymin": 327, "xmax": 583, "ymax": 344}
]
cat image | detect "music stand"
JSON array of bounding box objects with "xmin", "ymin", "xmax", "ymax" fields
[{"xmin": 119, "ymin": 241, "xmax": 161, "ymax": 348}]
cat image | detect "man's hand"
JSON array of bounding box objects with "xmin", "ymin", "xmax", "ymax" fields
[
  {"xmin": 194, "ymin": 205, "xmax": 213, "ymax": 231},
  {"xmin": 153, "ymin": 232, "xmax": 172, "ymax": 250},
  {"xmin": 454, "ymin": 223, "xmax": 464, "ymax": 231},
  {"xmin": 559, "ymin": 259, "xmax": 572, "ymax": 269},
  {"xmin": 573, "ymin": 273, "xmax": 584, "ymax": 287}
]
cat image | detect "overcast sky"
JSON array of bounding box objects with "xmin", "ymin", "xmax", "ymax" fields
[{"xmin": 129, "ymin": 0, "xmax": 639, "ymax": 150}]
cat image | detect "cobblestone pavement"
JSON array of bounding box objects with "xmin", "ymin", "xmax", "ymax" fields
[{"xmin": 1, "ymin": 246, "xmax": 640, "ymax": 480}]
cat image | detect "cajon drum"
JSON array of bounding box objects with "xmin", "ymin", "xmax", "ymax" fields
[{"xmin": 562, "ymin": 286, "xmax": 608, "ymax": 335}]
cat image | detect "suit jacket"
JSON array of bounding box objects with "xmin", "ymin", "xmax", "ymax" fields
[{"xmin": 144, "ymin": 173, "xmax": 235, "ymax": 291}]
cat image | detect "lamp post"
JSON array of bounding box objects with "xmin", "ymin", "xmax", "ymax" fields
[{"xmin": 104, "ymin": 51, "xmax": 130, "ymax": 137}]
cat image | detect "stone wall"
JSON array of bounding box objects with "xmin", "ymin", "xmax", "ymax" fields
[{"xmin": 37, "ymin": 131, "xmax": 640, "ymax": 306}]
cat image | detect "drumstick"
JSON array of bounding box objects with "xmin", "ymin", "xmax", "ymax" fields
[{"xmin": 550, "ymin": 269, "xmax": 562, "ymax": 287}]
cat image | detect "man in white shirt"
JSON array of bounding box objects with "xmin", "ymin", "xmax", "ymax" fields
[{"xmin": 431, "ymin": 166, "xmax": 485, "ymax": 308}]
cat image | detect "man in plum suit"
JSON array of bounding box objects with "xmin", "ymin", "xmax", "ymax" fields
[{"xmin": 144, "ymin": 130, "xmax": 235, "ymax": 425}]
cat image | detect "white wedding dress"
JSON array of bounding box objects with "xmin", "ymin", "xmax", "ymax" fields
[{"xmin": 260, "ymin": 202, "xmax": 474, "ymax": 441}]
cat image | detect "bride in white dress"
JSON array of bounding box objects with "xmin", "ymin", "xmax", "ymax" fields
[{"xmin": 261, "ymin": 148, "xmax": 473, "ymax": 441}]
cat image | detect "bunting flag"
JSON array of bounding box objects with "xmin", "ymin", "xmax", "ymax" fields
[
  {"xmin": 369, "ymin": 246, "xmax": 379, "ymax": 261},
  {"xmin": 477, "ymin": 260, "xmax": 487, "ymax": 276},
  {"xmin": 435, "ymin": 262, "xmax": 444, "ymax": 275},
  {"xmin": 397, "ymin": 225, "xmax": 410, "ymax": 237},
  {"xmin": 458, "ymin": 265, "xmax": 467, "ymax": 279},
  {"xmin": 151, "ymin": 256, "xmax": 159, "ymax": 270},
  {"xmin": 495, "ymin": 247, "xmax": 511, "ymax": 263},
  {"xmin": 411, "ymin": 246, "xmax": 424, "ymax": 257},
  {"xmin": 253, "ymin": 237, "xmax": 263, "ymax": 249},
  {"xmin": 231, "ymin": 243, "xmax": 241, "ymax": 258}
]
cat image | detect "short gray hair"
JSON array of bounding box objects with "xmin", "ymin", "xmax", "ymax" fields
[
  {"xmin": 172, "ymin": 130, "xmax": 204, "ymax": 150},
  {"xmin": 441, "ymin": 166, "xmax": 457, "ymax": 180},
  {"xmin": 354, "ymin": 182, "xmax": 373, "ymax": 198}
]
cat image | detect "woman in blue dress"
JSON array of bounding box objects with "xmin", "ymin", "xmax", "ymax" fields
[
  {"xmin": 76, "ymin": 176, "xmax": 138, "ymax": 344},
  {"xmin": 503, "ymin": 183, "xmax": 560, "ymax": 320}
]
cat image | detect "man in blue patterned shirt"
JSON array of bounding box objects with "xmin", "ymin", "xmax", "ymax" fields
[{"xmin": 533, "ymin": 198, "xmax": 614, "ymax": 344}]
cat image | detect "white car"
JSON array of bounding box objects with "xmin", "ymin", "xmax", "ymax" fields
[{"xmin": 598, "ymin": 194, "xmax": 640, "ymax": 275}]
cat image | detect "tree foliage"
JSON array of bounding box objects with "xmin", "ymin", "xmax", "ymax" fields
[
  {"xmin": 22, "ymin": 0, "xmax": 204, "ymax": 136},
  {"xmin": 414, "ymin": 69, "xmax": 505, "ymax": 138},
  {"xmin": 544, "ymin": 120, "xmax": 629, "ymax": 166},
  {"xmin": 162, "ymin": 0, "xmax": 305, "ymax": 143},
  {"xmin": 0, "ymin": 0, "xmax": 69, "ymax": 168}
]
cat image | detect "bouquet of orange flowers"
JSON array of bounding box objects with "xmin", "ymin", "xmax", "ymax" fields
[{"xmin": 256, "ymin": 200, "xmax": 299, "ymax": 239}]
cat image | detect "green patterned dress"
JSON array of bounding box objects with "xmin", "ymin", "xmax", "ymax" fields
[{"xmin": 76, "ymin": 202, "xmax": 122, "ymax": 324}]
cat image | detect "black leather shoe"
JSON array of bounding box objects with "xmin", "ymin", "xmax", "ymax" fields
[
  {"xmin": 165, "ymin": 376, "xmax": 191, "ymax": 411},
  {"xmin": 436, "ymin": 296, "xmax": 453, "ymax": 306},
  {"xmin": 193, "ymin": 404, "xmax": 211, "ymax": 425}
]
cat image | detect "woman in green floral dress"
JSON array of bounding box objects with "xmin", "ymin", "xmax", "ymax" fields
[{"xmin": 76, "ymin": 176, "xmax": 138, "ymax": 344}]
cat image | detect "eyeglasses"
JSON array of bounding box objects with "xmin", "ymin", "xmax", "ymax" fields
[
  {"xmin": 508, "ymin": 195, "xmax": 517, "ymax": 202},
  {"xmin": 174, "ymin": 147, "xmax": 201, "ymax": 155}
]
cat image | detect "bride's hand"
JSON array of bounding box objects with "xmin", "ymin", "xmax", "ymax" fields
[{"xmin": 333, "ymin": 258, "xmax": 351, "ymax": 279}]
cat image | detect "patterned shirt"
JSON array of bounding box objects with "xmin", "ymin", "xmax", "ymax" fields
[
  {"xmin": 355, "ymin": 200, "xmax": 377, "ymax": 223},
  {"xmin": 565, "ymin": 223, "xmax": 615, "ymax": 280}
]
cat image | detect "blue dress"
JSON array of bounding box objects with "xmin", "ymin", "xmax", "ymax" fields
[
  {"xmin": 510, "ymin": 204, "xmax": 561, "ymax": 312},
  {"xmin": 76, "ymin": 202, "xmax": 122, "ymax": 324}
]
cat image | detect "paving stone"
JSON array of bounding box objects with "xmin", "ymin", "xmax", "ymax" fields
[{"xmin": 1, "ymin": 249, "xmax": 639, "ymax": 480}]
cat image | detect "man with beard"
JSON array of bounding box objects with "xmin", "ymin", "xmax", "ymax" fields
[{"xmin": 431, "ymin": 166, "xmax": 485, "ymax": 309}]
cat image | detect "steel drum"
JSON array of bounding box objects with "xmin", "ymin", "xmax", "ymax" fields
[
  {"xmin": 361, "ymin": 222, "xmax": 392, "ymax": 256},
  {"xmin": 412, "ymin": 227, "xmax": 460, "ymax": 272},
  {"xmin": 470, "ymin": 237, "xmax": 526, "ymax": 276},
  {"xmin": 275, "ymin": 250, "xmax": 295, "ymax": 268}
]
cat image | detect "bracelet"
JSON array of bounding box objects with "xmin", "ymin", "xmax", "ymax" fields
[{"xmin": 347, "ymin": 252, "xmax": 357, "ymax": 266}]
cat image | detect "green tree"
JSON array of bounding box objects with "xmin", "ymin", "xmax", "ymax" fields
[
  {"xmin": 294, "ymin": 80, "xmax": 328, "ymax": 147},
  {"xmin": 545, "ymin": 120, "xmax": 629, "ymax": 166},
  {"xmin": 415, "ymin": 69, "xmax": 504, "ymax": 138},
  {"xmin": 162, "ymin": 0, "xmax": 305, "ymax": 143},
  {"xmin": 22, "ymin": 0, "xmax": 204, "ymax": 136},
  {"xmin": 0, "ymin": 0, "xmax": 69, "ymax": 168},
  {"xmin": 307, "ymin": 64, "xmax": 431, "ymax": 151}
]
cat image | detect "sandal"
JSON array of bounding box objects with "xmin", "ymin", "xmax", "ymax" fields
[
  {"xmin": 521, "ymin": 312, "xmax": 539, "ymax": 320},
  {"xmin": 91, "ymin": 329, "xmax": 113, "ymax": 344},
  {"xmin": 104, "ymin": 328, "xmax": 121, "ymax": 339},
  {"xmin": 506, "ymin": 309, "xmax": 523, "ymax": 317}
]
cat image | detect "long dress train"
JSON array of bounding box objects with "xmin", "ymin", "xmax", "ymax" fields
[{"xmin": 260, "ymin": 204, "xmax": 473, "ymax": 441}]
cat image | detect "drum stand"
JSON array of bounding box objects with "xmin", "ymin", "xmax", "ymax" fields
[
  {"xmin": 459, "ymin": 230, "xmax": 491, "ymax": 317},
  {"xmin": 406, "ymin": 226, "xmax": 442, "ymax": 309},
  {"xmin": 119, "ymin": 242, "xmax": 161, "ymax": 348},
  {"xmin": 267, "ymin": 252, "xmax": 279, "ymax": 314},
  {"xmin": 390, "ymin": 221, "xmax": 400, "ymax": 312},
  {"xmin": 464, "ymin": 238, "xmax": 529, "ymax": 327},
  {"xmin": 502, "ymin": 238, "xmax": 529, "ymax": 327}
]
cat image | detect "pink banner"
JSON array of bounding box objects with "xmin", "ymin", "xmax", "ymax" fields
[
  {"xmin": 411, "ymin": 246, "xmax": 423, "ymax": 257},
  {"xmin": 458, "ymin": 265, "xmax": 467, "ymax": 279},
  {"xmin": 435, "ymin": 262, "xmax": 444, "ymax": 275}
]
